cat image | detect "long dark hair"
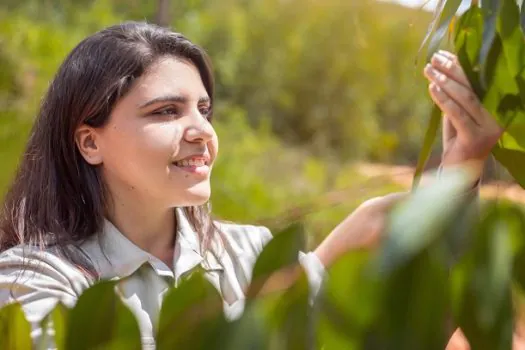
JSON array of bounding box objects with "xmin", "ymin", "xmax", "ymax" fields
[{"xmin": 0, "ymin": 22, "xmax": 218, "ymax": 276}]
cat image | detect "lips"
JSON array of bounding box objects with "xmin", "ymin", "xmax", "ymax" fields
[{"xmin": 173, "ymin": 158, "xmax": 207, "ymax": 167}]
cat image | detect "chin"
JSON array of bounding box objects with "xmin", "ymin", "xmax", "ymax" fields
[{"xmin": 173, "ymin": 186, "xmax": 211, "ymax": 207}]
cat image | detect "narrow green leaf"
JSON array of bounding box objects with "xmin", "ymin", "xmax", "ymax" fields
[
  {"xmin": 319, "ymin": 250, "xmax": 381, "ymax": 347},
  {"xmin": 39, "ymin": 302, "xmax": 69, "ymax": 350},
  {"xmin": 418, "ymin": 0, "xmax": 447, "ymax": 59},
  {"xmin": 412, "ymin": 104, "xmax": 441, "ymax": 190},
  {"xmin": 455, "ymin": 203, "xmax": 515, "ymax": 350},
  {"xmin": 0, "ymin": 302, "xmax": 32, "ymax": 350},
  {"xmin": 520, "ymin": 0, "xmax": 525, "ymax": 33},
  {"xmin": 373, "ymin": 247, "xmax": 450, "ymax": 350},
  {"xmin": 246, "ymin": 222, "xmax": 305, "ymax": 299},
  {"xmin": 425, "ymin": 0, "xmax": 464, "ymax": 61},
  {"xmin": 65, "ymin": 280, "xmax": 141, "ymax": 350},
  {"xmin": 266, "ymin": 273, "xmax": 311, "ymax": 350},
  {"xmin": 479, "ymin": 0, "xmax": 500, "ymax": 86},
  {"xmin": 492, "ymin": 146, "xmax": 525, "ymax": 188},
  {"xmin": 454, "ymin": 5, "xmax": 485, "ymax": 98},
  {"xmin": 51, "ymin": 302, "xmax": 69, "ymax": 350},
  {"xmin": 220, "ymin": 307, "xmax": 268, "ymax": 350},
  {"xmin": 381, "ymin": 167, "xmax": 473, "ymax": 273},
  {"xmin": 156, "ymin": 271, "xmax": 226, "ymax": 350},
  {"xmin": 497, "ymin": 0, "xmax": 524, "ymax": 79}
]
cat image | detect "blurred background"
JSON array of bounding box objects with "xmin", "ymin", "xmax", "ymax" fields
[{"xmin": 0, "ymin": 0, "xmax": 518, "ymax": 248}]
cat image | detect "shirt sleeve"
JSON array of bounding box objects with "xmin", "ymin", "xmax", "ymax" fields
[
  {"xmin": 297, "ymin": 250, "xmax": 326, "ymax": 302},
  {"xmin": 0, "ymin": 246, "xmax": 89, "ymax": 349}
]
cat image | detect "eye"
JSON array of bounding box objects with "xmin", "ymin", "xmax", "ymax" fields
[
  {"xmin": 151, "ymin": 106, "xmax": 179, "ymax": 118},
  {"xmin": 199, "ymin": 106, "xmax": 212, "ymax": 120}
]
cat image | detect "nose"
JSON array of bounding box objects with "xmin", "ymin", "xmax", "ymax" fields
[{"xmin": 184, "ymin": 114, "xmax": 214, "ymax": 144}]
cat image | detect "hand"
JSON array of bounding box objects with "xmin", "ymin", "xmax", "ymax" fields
[
  {"xmin": 445, "ymin": 327, "xmax": 525, "ymax": 350},
  {"xmin": 424, "ymin": 51, "xmax": 503, "ymax": 179},
  {"xmin": 314, "ymin": 192, "xmax": 407, "ymax": 268}
]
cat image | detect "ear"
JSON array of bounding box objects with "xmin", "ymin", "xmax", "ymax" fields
[{"xmin": 75, "ymin": 124, "xmax": 103, "ymax": 165}]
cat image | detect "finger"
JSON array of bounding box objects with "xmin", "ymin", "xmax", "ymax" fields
[
  {"xmin": 443, "ymin": 115, "xmax": 456, "ymax": 142},
  {"xmin": 425, "ymin": 64, "xmax": 483, "ymax": 126},
  {"xmin": 379, "ymin": 192, "xmax": 409, "ymax": 209},
  {"xmin": 436, "ymin": 50, "xmax": 459, "ymax": 64},
  {"xmin": 428, "ymin": 82, "xmax": 476, "ymax": 140},
  {"xmin": 445, "ymin": 329, "xmax": 470, "ymax": 350},
  {"xmin": 431, "ymin": 52, "xmax": 471, "ymax": 89}
]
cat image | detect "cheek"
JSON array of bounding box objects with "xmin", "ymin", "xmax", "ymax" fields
[
  {"xmin": 141, "ymin": 123, "xmax": 185, "ymax": 157},
  {"xmin": 209, "ymin": 134, "xmax": 219, "ymax": 161},
  {"xmin": 103, "ymin": 123, "xmax": 184, "ymax": 166}
]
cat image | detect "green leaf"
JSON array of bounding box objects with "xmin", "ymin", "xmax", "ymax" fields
[
  {"xmin": 51, "ymin": 302, "xmax": 69, "ymax": 350},
  {"xmin": 455, "ymin": 203, "xmax": 516, "ymax": 350},
  {"xmin": 497, "ymin": 0, "xmax": 523, "ymax": 80},
  {"xmin": 379, "ymin": 167, "xmax": 473, "ymax": 273},
  {"xmin": 497, "ymin": 0, "xmax": 525, "ymax": 124},
  {"xmin": 418, "ymin": 0, "xmax": 462, "ymax": 61},
  {"xmin": 266, "ymin": 273, "xmax": 311, "ymax": 350},
  {"xmin": 372, "ymin": 247, "xmax": 450, "ymax": 350},
  {"xmin": 479, "ymin": 0, "xmax": 500, "ymax": 86},
  {"xmin": 425, "ymin": 0, "xmax": 464, "ymax": 61},
  {"xmin": 418, "ymin": 0, "xmax": 447, "ymax": 58},
  {"xmin": 492, "ymin": 145, "xmax": 525, "ymax": 188},
  {"xmin": 319, "ymin": 250, "xmax": 381, "ymax": 348},
  {"xmin": 0, "ymin": 302, "xmax": 32, "ymax": 350},
  {"xmin": 521, "ymin": 0, "xmax": 525, "ymax": 33},
  {"xmin": 156, "ymin": 271, "xmax": 226, "ymax": 350},
  {"xmin": 40, "ymin": 302, "xmax": 69, "ymax": 350},
  {"xmin": 366, "ymin": 169, "xmax": 473, "ymax": 350},
  {"xmin": 454, "ymin": 5, "xmax": 485, "ymax": 98},
  {"xmin": 412, "ymin": 104, "xmax": 442, "ymax": 190},
  {"xmin": 65, "ymin": 280, "xmax": 141, "ymax": 350},
  {"xmin": 246, "ymin": 222, "xmax": 306, "ymax": 299},
  {"xmin": 220, "ymin": 306, "xmax": 269, "ymax": 350}
]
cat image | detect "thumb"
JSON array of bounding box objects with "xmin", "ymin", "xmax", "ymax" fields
[{"xmin": 377, "ymin": 192, "xmax": 410, "ymax": 210}]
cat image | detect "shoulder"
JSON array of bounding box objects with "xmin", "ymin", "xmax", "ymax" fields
[
  {"xmin": 0, "ymin": 245, "xmax": 91, "ymax": 307},
  {"xmin": 214, "ymin": 221, "xmax": 273, "ymax": 257}
]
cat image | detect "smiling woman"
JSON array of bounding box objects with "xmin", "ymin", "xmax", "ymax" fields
[
  {"xmin": 0, "ymin": 21, "xmax": 503, "ymax": 349},
  {"xmin": 0, "ymin": 22, "xmax": 326, "ymax": 349}
]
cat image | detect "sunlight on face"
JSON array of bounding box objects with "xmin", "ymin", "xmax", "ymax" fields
[{"xmin": 97, "ymin": 57, "xmax": 218, "ymax": 208}]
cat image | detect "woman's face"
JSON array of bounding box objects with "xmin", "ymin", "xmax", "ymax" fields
[{"xmin": 79, "ymin": 57, "xmax": 218, "ymax": 208}]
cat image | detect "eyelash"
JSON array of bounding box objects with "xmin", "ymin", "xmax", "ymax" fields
[{"xmin": 152, "ymin": 106, "xmax": 212, "ymax": 120}]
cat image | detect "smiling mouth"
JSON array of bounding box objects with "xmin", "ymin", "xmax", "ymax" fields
[
  {"xmin": 171, "ymin": 158, "xmax": 210, "ymax": 176},
  {"xmin": 173, "ymin": 158, "xmax": 208, "ymax": 167}
]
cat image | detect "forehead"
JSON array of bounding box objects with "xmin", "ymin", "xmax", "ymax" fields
[{"xmin": 130, "ymin": 57, "xmax": 208, "ymax": 104}]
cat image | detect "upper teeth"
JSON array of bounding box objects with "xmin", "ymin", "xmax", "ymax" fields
[{"xmin": 175, "ymin": 159, "xmax": 206, "ymax": 167}]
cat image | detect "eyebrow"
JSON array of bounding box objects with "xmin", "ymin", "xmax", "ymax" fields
[{"xmin": 138, "ymin": 95, "xmax": 211, "ymax": 109}]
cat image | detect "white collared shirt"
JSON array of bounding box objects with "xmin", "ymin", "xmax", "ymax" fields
[{"xmin": 0, "ymin": 209, "xmax": 325, "ymax": 349}]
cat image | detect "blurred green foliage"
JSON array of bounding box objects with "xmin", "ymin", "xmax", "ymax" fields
[{"xmin": 2, "ymin": 169, "xmax": 525, "ymax": 349}]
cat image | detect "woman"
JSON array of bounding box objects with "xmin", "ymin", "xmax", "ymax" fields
[{"xmin": 0, "ymin": 22, "xmax": 501, "ymax": 348}]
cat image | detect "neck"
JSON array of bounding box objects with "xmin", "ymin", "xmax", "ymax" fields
[{"xmin": 104, "ymin": 184, "xmax": 176, "ymax": 268}]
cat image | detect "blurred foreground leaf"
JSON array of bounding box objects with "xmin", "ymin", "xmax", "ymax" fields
[
  {"xmin": 157, "ymin": 271, "xmax": 226, "ymax": 350},
  {"xmin": 453, "ymin": 203, "xmax": 522, "ymax": 350},
  {"xmin": 0, "ymin": 302, "xmax": 32, "ymax": 350},
  {"xmin": 246, "ymin": 222, "xmax": 306, "ymax": 300},
  {"xmin": 65, "ymin": 280, "xmax": 141, "ymax": 350}
]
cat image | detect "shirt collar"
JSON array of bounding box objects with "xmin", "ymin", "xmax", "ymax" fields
[{"xmin": 79, "ymin": 208, "xmax": 223, "ymax": 283}]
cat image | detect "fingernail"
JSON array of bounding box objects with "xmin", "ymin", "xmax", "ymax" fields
[
  {"xmin": 433, "ymin": 53, "xmax": 448, "ymax": 66},
  {"xmin": 438, "ymin": 50, "xmax": 454, "ymax": 57},
  {"xmin": 430, "ymin": 83, "xmax": 447, "ymax": 102},
  {"xmin": 425, "ymin": 64, "xmax": 438, "ymax": 77}
]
